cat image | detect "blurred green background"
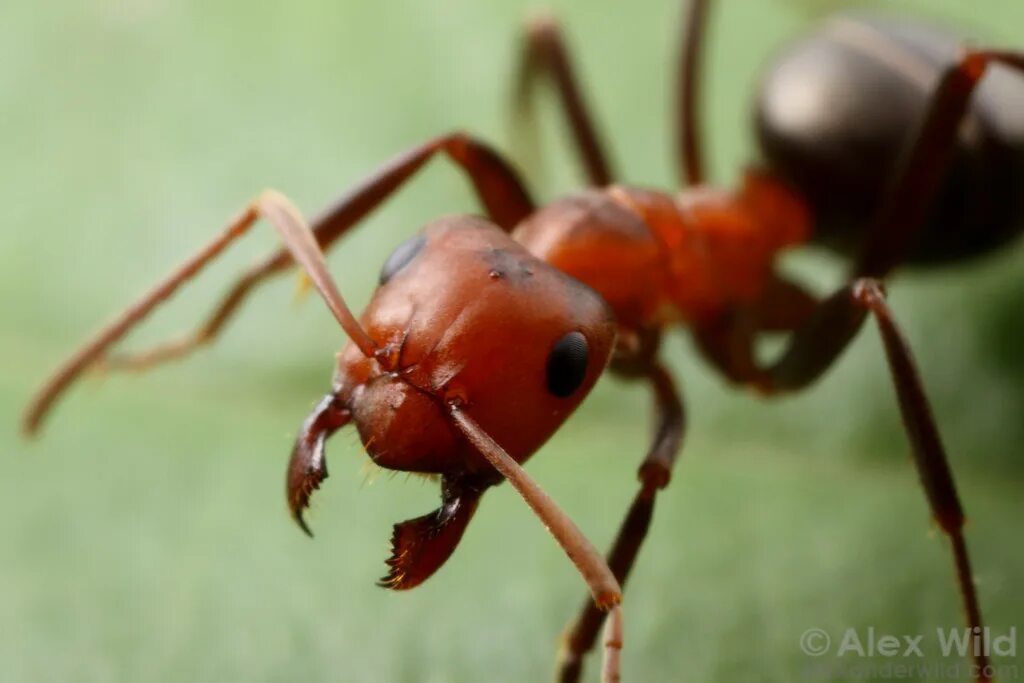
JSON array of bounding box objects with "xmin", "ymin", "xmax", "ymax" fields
[{"xmin": 2, "ymin": 1, "xmax": 1023, "ymax": 681}]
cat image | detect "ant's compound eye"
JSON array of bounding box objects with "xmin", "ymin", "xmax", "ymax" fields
[
  {"xmin": 379, "ymin": 234, "xmax": 426, "ymax": 285},
  {"xmin": 546, "ymin": 331, "xmax": 589, "ymax": 398}
]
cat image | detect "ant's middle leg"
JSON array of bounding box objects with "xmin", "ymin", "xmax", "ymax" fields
[
  {"xmin": 101, "ymin": 132, "xmax": 534, "ymax": 372},
  {"xmin": 514, "ymin": 12, "xmax": 615, "ymax": 187},
  {"xmin": 675, "ymin": 0, "xmax": 711, "ymax": 186},
  {"xmin": 557, "ymin": 362, "xmax": 685, "ymax": 683}
]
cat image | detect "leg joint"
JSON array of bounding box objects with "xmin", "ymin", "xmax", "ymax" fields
[{"xmin": 638, "ymin": 461, "xmax": 670, "ymax": 492}]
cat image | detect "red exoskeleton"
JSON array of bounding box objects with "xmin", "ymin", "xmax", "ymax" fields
[{"xmin": 23, "ymin": 1, "xmax": 1024, "ymax": 681}]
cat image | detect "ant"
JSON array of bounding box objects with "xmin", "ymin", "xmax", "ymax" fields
[{"xmin": 21, "ymin": 1, "xmax": 1024, "ymax": 682}]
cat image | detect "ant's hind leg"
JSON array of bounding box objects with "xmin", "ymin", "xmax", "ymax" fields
[
  {"xmin": 557, "ymin": 363, "xmax": 685, "ymax": 683},
  {"xmin": 756, "ymin": 279, "xmax": 991, "ymax": 682},
  {"xmin": 514, "ymin": 12, "xmax": 615, "ymax": 187},
  {"xmin": 853, "ymin": 48, "xmax": 1024, "ymax": 278}
]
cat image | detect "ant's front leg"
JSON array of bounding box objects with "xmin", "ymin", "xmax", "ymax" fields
[
  {"xmin": 98, "ymin": 132, "xmax": 534, "ymax": 373},
  {"xmin": 557, "ymin": 361, "xmax": 685, "ymax": 683},
  {"xmin": 24, "ymin": 190, "xmax": 377, "ymax": 436}
]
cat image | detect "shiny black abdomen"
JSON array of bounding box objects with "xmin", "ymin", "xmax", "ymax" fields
[{"xmin": 756, "ymin": 13, "xmax": 1024, "ymax": 265}]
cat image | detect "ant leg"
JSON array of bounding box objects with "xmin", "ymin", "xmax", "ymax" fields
[
  {"xmin": 514, "ymin": 12, "xmax": 614, "ymax": 186},
  {"xmin": 97, "ymin": 132, "xmax": 534, "ymax": 372},
  {"xmin": 853, "ymin": 48, "xmax": 1024, "ymax": 278},
  {"xmin": 692, "ymin": 276, "xmax": 820, "ymax": 385},
  {"xmin": 23, "ymin": 190, "xmax": 377, "ymax": 436},
  {"xmin": 449, "ymin": 405, "xmax": 624, "ymax": 683},
  {"xmin": 676, "ymin": 0, "xmax": 711, "ymax": 186},
  {"xmin": 755, "ymin": 279, "xmax": 990, "ymax": 682},
  {"xmin": 557, "ymin": 364, "xmax": 685, "ymax": 683}
]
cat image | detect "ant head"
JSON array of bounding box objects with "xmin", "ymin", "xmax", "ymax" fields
[
  {"xmin": 288, "ymin": 214, "xmax": 615, "ymax": 588},
  {"xmin": 336, "ymin": 214, "xmax": 616, "ymax": 474}
]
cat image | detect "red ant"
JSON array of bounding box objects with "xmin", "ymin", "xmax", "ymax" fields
[{"xmin": 21, "ymin": 2, "xmax": 1024, "ymax": 682}]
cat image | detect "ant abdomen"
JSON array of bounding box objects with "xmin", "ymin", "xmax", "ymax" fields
[{"xmin": 756, "ymin": 13, "xmax": 1024, "ymax": 265}]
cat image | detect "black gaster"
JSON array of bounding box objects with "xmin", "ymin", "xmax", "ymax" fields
[{"xmin": 755, "ymin": 13, "xmax": 1024, "ymax": 265}]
